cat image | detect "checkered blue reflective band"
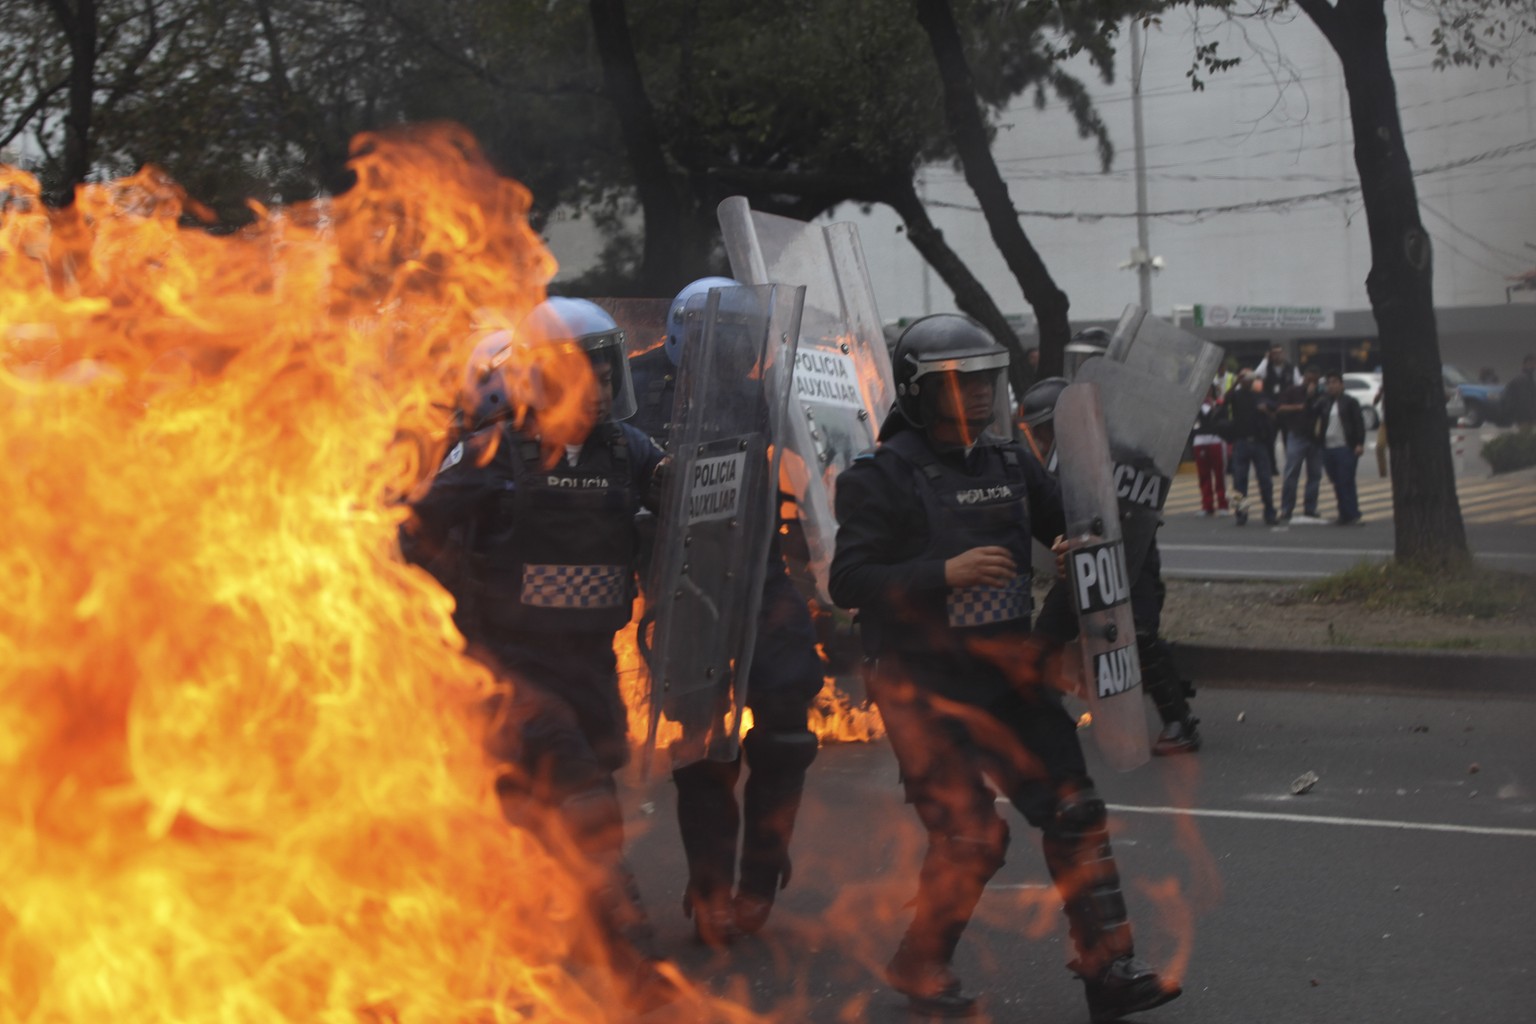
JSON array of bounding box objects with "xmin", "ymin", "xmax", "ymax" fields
[
  {"xmin": 946, "ymin": 575, "xmax": 1031, "ymax": 628},
  {"xmin": 520, "ymin": 564, "xmax": 628, "ymax": 609}
]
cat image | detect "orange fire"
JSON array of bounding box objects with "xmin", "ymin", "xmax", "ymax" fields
[{"xmin": 0, "ymin": 125, "xmax": 759, "ymax": 1023}]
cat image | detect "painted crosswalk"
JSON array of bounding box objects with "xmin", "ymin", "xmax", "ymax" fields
[{"xmin": 1165, "ymin": 471, "xmax": 1536, "ymax": 526}]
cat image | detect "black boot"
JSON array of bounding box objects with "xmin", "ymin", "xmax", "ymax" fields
[
  {"xmin": 885, "ymin": 937, "xmax": 980, "ymax": 1018},
  {"xmin": 735, "ymin": 726, "xmax": 818, "ymax": 934},
  {"xmin": 1082, "ymin": 955, "xmax": 1182, "ymax": 1023},
  {"xmin": 1138, "ymin": 635, "xmax": 1201, "ymax": 756},
  {"xmin": 1153, "ymin": 718, "xmax": 1202, "ymax": 756},
  {"xmin": 1044, "ymin": 786, "xmax": 1180, "ymax": 1021},
  {"xmin": 886, "ymin": 821, "xmax": 1009, "ymax": 1018},
  {"xmin": 673, "ymin": 755, "xmax": 742, "ymax": 946}
]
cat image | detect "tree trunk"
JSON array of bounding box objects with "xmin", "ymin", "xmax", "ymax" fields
[
  {"xmin": 883, "ymin": 177, "xmax": 1024, "ymax": 381},
  {"xmin": 48, "ymin": 0, "xmax": 98, "ymax": 200},
  {"xmin": 1297, "ymin": 0, "xmax": 1468, "ymax": 568},
  {"xmin": 588, "ymin": 0, "xmax": 695, "ymax": 295},
  {"xmin": 912, "ymin": 0, "xmax": 1071, "ymax": 387}
]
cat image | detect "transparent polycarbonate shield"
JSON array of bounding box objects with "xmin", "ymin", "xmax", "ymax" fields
[
  {"xmin": 718, "ymin": 196, "xmax": 894, "ymax": 605},
  {"xmin": 594, "ymin": 297, "xmax": 671, "ymax": 366},
  {"xmin": 1073, "ymin": 307, "xmax": 1223, "ymax": 581},
  {"xmin": 594, "ymin": 296, "xmax": 673, "ymax": 443},
  {"xmin": 1105, "ymin": 305, "xmax": 1225, "ymax": 395},
  {"xmin": 642, "ymin": 283, "xmax": 805, "ymax": 769},
  {"xmin": 1053, "ymin": 383, "xmax": 1149, "ymax": 773}
]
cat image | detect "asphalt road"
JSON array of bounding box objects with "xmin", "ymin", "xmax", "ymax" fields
[
  {"xmin": 622, "ymin": 685, "xmax": 1536, "ymax": 1023},
  {"xmin": 1152, "ymin": 436, "xmax": 1536, "ymax": 578},
  {"xmin": 1156, "ymin": 516, "xmax": 1536, "ymax": 580}
]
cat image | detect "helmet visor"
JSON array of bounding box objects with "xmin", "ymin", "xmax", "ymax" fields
[
  {"xmin": 922, "ymin": 364, "xmax": 1013, "ymax": 444},
  {"xmin": 583, "ymin": 328, "xmax": 637, "ymax": 422}
]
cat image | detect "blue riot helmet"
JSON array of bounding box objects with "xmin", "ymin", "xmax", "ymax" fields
[
  {"xmin": 521, "ymin": 296, "xmax": 638, "ymax": 421},
  {"xmin": 892, "ymin": 314, "xmax": 1011, "ymax": 438},
  {"xmin": 460, "ymin": 329, "xmax": 514, "ymax": 430},
  {"xmin": 666, "ymin": 276, "xmax": 740, "ymax": 368}
]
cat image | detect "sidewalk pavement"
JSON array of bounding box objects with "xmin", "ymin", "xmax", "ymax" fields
[{"xmin": 1174, "ymin": 642, "xmax": 1536, "ymax": 699}]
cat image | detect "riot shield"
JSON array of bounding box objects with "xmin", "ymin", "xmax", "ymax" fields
[
  {"xmin": 1053, "ymin": 383, "xmax": 1149, "ymax": 772},
  {"xmin": 641, "ymin": 283, "xmax": 805, "ymax": 770},
  {"xmin": 717, "ymin": 196, "xmax": 894, "ymax": 605},
  {"xmin": 594, "ymin": 297, "xmax": 671, "ymax": 366},
  {"xmin": 593, "ymin": 297, "xmax": 673, "ymax": 445},
  {"xmin": 1074, "ymin": 305, "xmax": 1223, "ymax": 580}
]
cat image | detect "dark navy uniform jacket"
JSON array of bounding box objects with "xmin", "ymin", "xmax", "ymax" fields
[
  {"xmin": 829, "ymin": 420, "xmax": 1065, "ymax": 704},
  {"xmin": 403, "ymin": 418, "xmax": 664, "ymax": 645}
]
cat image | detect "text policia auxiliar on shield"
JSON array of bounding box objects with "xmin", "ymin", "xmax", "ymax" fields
[
  {"xmin": 794, "ymin": 348, "xmax": 863, "ymax": 409},
  {"xmin": 1070, "ymin": 541, "xmax": 1138, "ymax": 699},
  {"xmin": 687, "ymin": 450, "xmax": 746, "ymax": 524}
]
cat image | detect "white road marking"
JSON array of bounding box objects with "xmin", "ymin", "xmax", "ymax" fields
[
  {"xmin": 1159, "ymin": 544, "xmax": 1536, "ymax": 563},
  {"xmin": 1104, "ymin": 803, "xmax": 1536, "ymax": 838}
]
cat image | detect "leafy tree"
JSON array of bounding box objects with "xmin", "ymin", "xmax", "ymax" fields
[{"xmin": 910, "ymin": 0, "xmax": 1239, "ymax": 377}]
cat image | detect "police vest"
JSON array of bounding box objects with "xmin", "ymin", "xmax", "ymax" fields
[
  {"xmin": 874, "ymin": 430, "xmax": 1035, "ymax": 649},
  {"xmin": 478, "ymin": 425, "xmax": 639, "ymax": 635}
]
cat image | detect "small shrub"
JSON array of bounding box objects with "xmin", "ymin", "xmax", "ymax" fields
[{"xmin": 1480, "ymin": 428, "xmax": 1536, "ymax": 474}]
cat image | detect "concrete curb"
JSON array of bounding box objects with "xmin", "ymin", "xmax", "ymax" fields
[{"xmin": 1176, "ymin": 643, "xmax": 1536, "ymax": 699}]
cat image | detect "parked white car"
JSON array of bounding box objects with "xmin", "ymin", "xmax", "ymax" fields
[
  {"xmin": 1342, "ymin": 368, "xmax": 1465, "ymax": 430},
  {"xmin": 1342, "ymin": 372, "xmax": 1383, "ymax": 430}
]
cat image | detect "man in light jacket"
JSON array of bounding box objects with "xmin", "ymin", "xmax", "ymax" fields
[{"xmin": 1313, "ymin": 371, "xmax": 1367, "ymax": 525}]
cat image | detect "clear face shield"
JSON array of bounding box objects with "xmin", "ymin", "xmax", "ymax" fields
[
  {"xmin": 582, "ymin": 328, "xmax": 637, "ymax": 422},
  {"xmin": 913, "ymin": 349, "xmax": 1013, "ymax": 446}
]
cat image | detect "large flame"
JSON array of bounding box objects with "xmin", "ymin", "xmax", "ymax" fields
[{"xmin": 0, "ymin": 125, "xmax": 749, "ymax": 1023}]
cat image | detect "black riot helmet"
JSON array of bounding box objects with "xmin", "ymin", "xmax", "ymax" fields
[
  {"xmin": 1020, "ymin": 376, "xmax": 1070, "ymax": 428},
  {"xmin": 892, "ymin": 314, "xmax": 1011, "ymax": 437}
]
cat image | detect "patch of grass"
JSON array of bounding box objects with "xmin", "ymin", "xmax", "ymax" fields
[{"xmin": 1302, "ymin": 560, "xmax": 1536, "ymax": 620}]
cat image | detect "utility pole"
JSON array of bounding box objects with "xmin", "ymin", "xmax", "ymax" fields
[
  {"xmin": 918, "ymin": 169, "xmax": 933, "ymax": 315},
  {"xmin": 1129, "ymin": 17, "xmax": 1154, "ymax": 313}
]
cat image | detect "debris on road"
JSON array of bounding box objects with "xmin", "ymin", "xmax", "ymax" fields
[{"xmin": 1291, "ymin": 771, "xmax": 1320, "ymax": 795}]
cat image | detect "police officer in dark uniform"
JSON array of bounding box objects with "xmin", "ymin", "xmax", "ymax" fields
[
  {"xmin": 1018, "ymin": 377, "xmax": 1201, "ymax": 755},
  {"xmin": 631, "ymin": 277, "xmax": 824, "ymax": 947},
  {"xmin": 399, "ymin": 298, "xmax": 676, "ymax": 1009},
  {"xmin": 830, "ymin": 315, "xmax": 1180, "ymax": 1021}
]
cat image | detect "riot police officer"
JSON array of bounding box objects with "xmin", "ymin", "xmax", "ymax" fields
[
  {"xmin": 830, "ymin": 315, "xmax": 1180, "ymax": 1021},
  {"xmin": 1018, "ymin": 376, "xmax": 1202, "ymax": 755},
  {"xmin": 634, "ymin": 277, "xmax": 824, "ymax": 947},
  {"xmin": 399, "ymin": 298, "xmax": 677, "ymax": 1010}
]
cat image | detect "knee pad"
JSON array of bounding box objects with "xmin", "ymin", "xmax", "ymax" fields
[
  {"xmin": 934, "ymin": 816, "xmax": 1011, "ymax": 877},
  {"xmin": 1052, "ymin": 785, "xmax": 1108, "ymax": 837},
  {"xmin": 747, "ymin": 688, "xmax": 816, "ymax": 735},
  {"xmin": 742, "ymin": 724, "xmax": 818, "ymax": 775},
  {"xmin": 559, "ymin": 783, "xmax": 625, "ymax": 859},
  {"xmin": 672, "ymin": 753, "xmax": 742, "ymax": 796}
]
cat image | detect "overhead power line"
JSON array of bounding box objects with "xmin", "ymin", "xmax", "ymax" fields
[{"xmin": 922, "ymin": 138, "xmax": 1536, "ymax": 222}]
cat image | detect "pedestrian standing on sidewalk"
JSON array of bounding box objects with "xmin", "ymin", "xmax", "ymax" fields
[
  {"xmin": 1192, "ymin": 382, "xmax": 1229, "ymax": 516},
  {"xmin": 1276, "ymin": 365, "xmax": 1324, "ymax": 522},
  {"xmin": 1314, "ymin": 370, "xmax": 1366, "ymax": 525},
  {"xmin": 1222, "ymin": 369, "xmax": 1278, "ymax": 526},
  {"xmin": 1256, "ymin": 344, "xmax": 1301, "ymax": 474},
  {"xmin": 1502, "ymin": 354, "xmax": 1536, "ymax": 427}
]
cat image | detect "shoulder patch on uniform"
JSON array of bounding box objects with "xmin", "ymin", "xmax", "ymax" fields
[{"xmin": 853, "ymin": 446, "xmax": 880, "ymax": 462}]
